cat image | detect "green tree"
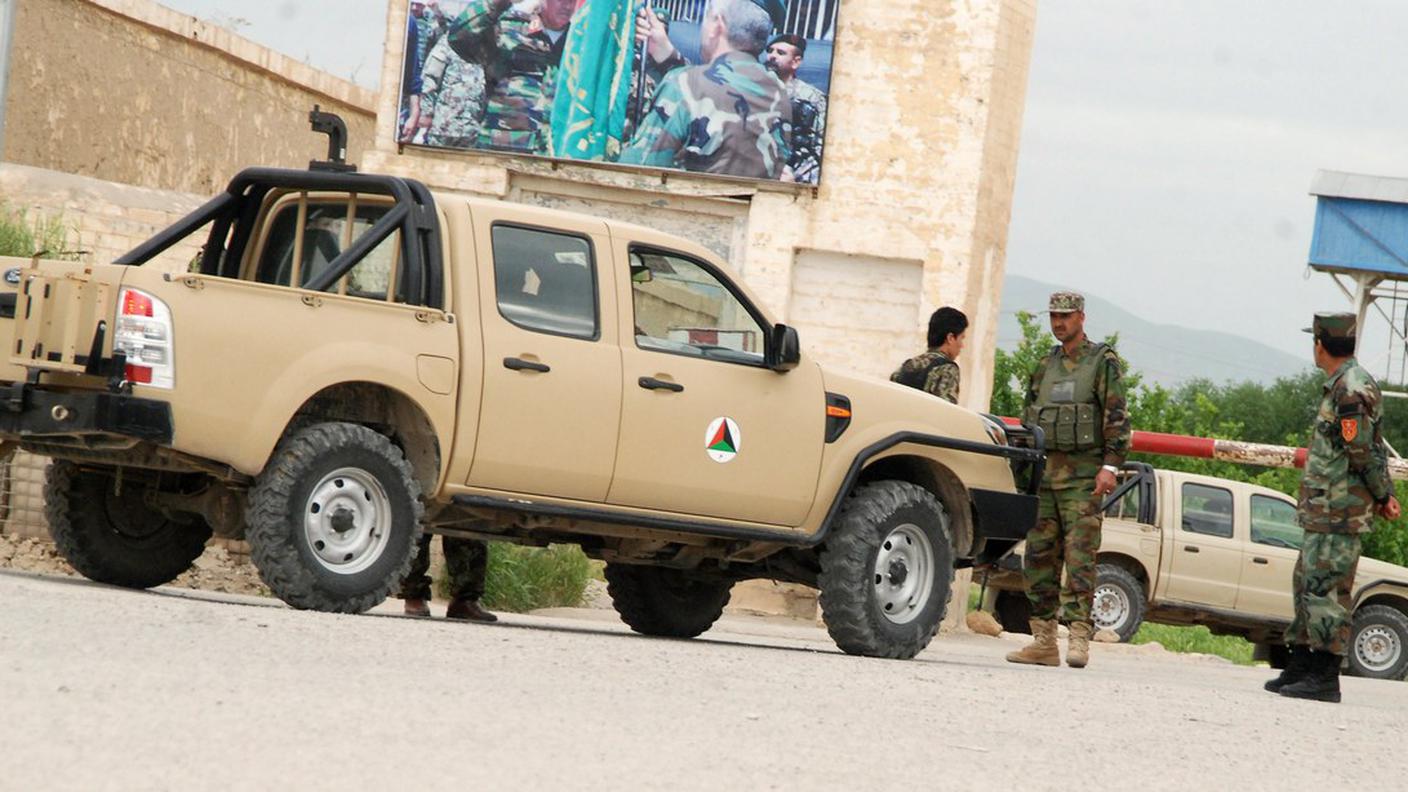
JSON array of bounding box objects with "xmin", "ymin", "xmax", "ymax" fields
[{"xmin": 988, "ymin": 311, "xmax": 1048, "ymax": 418}]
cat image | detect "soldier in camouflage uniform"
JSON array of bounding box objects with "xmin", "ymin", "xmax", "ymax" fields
[
  {"xmin": 1264, "ymin": 313, "xmax": 1400, "ymax": 703},
  {"xmin": 891, "ymin": 307, "xmax": 967, "ymax": 404},
  {"xmin": 447, "ymin": 0, "xmax": 575, "ymax": 155},
  {"xmin": 618, "ymin": 0, "xmax": 792, "ymax": 179},
  {"xmin": 419, "ymin": 34, "xmax": 488, "ymax": 149},
  {"xmin": 1007, "ymin": 291, "xmax": 1131, "ymax": 669},
  {"xmin": 400, "ymin": 536, "xmax": 498, "ymax": 622},
  {"xmin": 764, "ymin": 34, "xmax": 827, "ymax": 184}
]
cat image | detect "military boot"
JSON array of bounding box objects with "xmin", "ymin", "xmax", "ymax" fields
[
  {"xmin": 1263, "ymin": 645, "xmax": 1311, "ymax": 693},
  {"xmin": 1005, "ymin": 619, "xmax": 1060, "ymax": 666},
  {"xmin": 1066, "ymin": 622, "xmax": 1093, "ymax": 668},
  {"xmin": 1278, "ymin": 650, "xmax": 1342, "ymax": 703}
]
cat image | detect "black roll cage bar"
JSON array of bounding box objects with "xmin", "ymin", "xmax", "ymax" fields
[{"xmin": 113, "ymin": 168, "xmax": 445, "ymax": 310}]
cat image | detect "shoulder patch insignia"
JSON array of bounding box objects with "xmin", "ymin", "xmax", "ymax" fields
[{"xmin": 1341, "ymin": 418, "xmax": 1359, "ymax": 443}]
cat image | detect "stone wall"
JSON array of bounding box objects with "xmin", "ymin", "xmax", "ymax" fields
[{"xmin": 2, "ymin": 0, "xmax": 376, "ymax": 195}]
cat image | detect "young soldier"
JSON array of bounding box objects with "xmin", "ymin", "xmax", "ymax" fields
[
  {"xmin": 1265, "ymin": 313, "xmax": 1400, "ymax": 702},
  {"xmin": 1006, "ymin": 292, "xmax": 1130, "ymax": 669},
  {"xmin": 890, "ymin": 307, "xmax": 967, "ymax": 404}
]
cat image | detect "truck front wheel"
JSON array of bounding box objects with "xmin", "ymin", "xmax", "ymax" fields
[
  {"xmin": 45, "ymin": 462, "xmax": 212, "ymax": 589},
  {"xmin": 1347, "ymin": 604, "xmax": 1408, "ymax": 680},
  {"xmin": 247, "ymin": 422, "xmax": 422, "ymax": 614},
  {"xmin": 818, "ymin": 480, "xmax": 954, "ymax": 659},
  {"xmin": 605, "ymin": 564, "xmax": 733, "ymax": 638}
]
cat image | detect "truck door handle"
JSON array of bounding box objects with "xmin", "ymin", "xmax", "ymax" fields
[
  {"xmin": 638, "ymin": 376, "xmax": 683, "ymax": 393},
  {"xmin": 1183, "ymin": 545, "xmax": 1200, "ymax": 553},
  {"xmin": 503, "ymin": 357, "xmax": 550, "ymax": 373},
  {"xmin": 1252, "ymin": 557, "xmax": 1269, "ymax": 565}
]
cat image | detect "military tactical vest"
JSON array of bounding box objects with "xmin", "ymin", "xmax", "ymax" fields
[
  {"xmin": 893, "ymin": 352, "xmax": 953, "ymax": 391},
  {"xmin": 1024, "ymin": 343, "xmax": 1109, "ymax": 453}
]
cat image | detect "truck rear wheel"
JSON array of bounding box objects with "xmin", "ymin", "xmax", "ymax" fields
[
  {"xmin": 247, "ymin": 422, "xmax": 422, "ymax": 614},
  {"xmin": 604, "ymin": 564, "xmax": 734, "ymax": 638},
  {"xmin": 818, "ymin": 480, "xmax": 954, "ymax": 659},
  {"xmin": 995, "ymin": 590, "xmax": 1033, "ymax": 634},
  {"xmin": 1347, "ymin": 604, "xmax": 1408, "ymax": 680},
  {"xmin": 1092, "ymin": 563, "xmax": 1146, "ymax": 642},
  {"xmin": 45, "ymin": 461, "xmax": 212, "ymax": 589}
]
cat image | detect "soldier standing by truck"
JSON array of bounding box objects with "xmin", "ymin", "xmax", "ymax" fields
[
  {"xmin": 1265, "ymin": 313, "xmax": 1400, "ymax": 702},
  {"xmin": 890, "ymin": 307, "xmax": 967, "ymax": 404},
  {"xmin": 1006, "ymin": 292, "xmax": 1130, "ymax": 669}
]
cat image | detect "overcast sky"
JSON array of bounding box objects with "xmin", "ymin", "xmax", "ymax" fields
[
  {"xmin": 156, "ymin": 0, "xmax": 1408, "ymax": 370},
  {"xmin": 1008, "ymin": 0, "xmax": 1408, "ymax": 367}
]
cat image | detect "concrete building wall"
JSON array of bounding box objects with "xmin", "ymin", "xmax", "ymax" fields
[{"xmin": 1, "ymin": 0, "xmax": 377, "ymax": 195}]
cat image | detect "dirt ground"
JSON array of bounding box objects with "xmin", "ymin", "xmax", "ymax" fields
[
  {"xmin": 0, "ymin": 531, "xmax": 267, "ymax": 596},
  {"xmin": 4, "ymin": 567, "xmax": 1408, "ymax": 792}
]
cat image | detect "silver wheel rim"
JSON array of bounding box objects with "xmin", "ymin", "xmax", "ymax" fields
[
  {"xmin": 1092, "ymin": 583, "xmax": 1130, "ymax": 634},
  {"xmin": 873, "ymin": 523, "xmax": 935, "ymax": 625},
  {"xmin": 303, "ymin": 467, "xmax": 392, "ymax": 575},
  {"xmin": 1355, "ymin": 625, "xmax": 1402, "ymax": 673}
]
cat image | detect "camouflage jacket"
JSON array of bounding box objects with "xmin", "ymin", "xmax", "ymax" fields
[
  {"xmin": 1023, "ymin": 338, "xmax": 1131, "ymax": 489},
  {"xmin": 449, "ymin": 0, "xmax": 565, "ymax": 154},
  {"xmin": 782, "ymin": 77, "xmax": 826, "ymax": 184},
  {"xmin": 1299, "ymin": 358, "xmax": 1393, "ymax": 534},
  {"xmin": 420, "ymin": 37, "xmax": 487, "ymax": 149},
  {"xmin": 618, "ymin": 51, "xmax": 792, "ymax": 179},
  {"xmin": 890, "ymin": 349, "xmax": 960, "ymax": 404}
]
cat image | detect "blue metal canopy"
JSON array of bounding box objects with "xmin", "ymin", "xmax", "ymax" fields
[{"xmin": 1309, "ymin": 170, "xmax": 1408, "ymax": 277}]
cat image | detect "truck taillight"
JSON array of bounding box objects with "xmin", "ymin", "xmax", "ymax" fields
[{"xmin": 115, "ymin": 287, "xmax": 174, "ymax": 389}]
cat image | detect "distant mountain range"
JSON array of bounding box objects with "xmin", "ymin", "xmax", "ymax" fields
[{"xmin": 998, "ymin": 275, "xmax": 1309, "ymax": 388}]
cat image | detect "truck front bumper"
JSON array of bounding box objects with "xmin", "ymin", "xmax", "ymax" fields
[{"xmin": 0, "ymin": 385, "xmax": 172, "ymax": 445}]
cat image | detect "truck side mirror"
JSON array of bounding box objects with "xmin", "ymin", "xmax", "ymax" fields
[{"xmin": 767, "ymin": 324, "xmax": 801, "ymax": 372}]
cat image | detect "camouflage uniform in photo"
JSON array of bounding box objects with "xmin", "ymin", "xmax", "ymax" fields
[
  {"xmin": 449, "ymin": 0, "xmax": 566, "ymax": 154},
  {"xmin": 401, "ymin": 536, "xmax": 490, "ymax": 602},
  {"xmin": 781, "ymin": 77, "xmax": 826, "ymax": 183},
  {"xmin": 1020, "ymin": 294, "xmax": 1131, "ymax": 625},
  {"xmin": 420, "ymin": 36, "xmax": 488, "ymax": 149},
  {"xmin": 618, "ymin": 51, "xmax": 793, "ymax": 179},
  {"xmin": 890, "ymin": 349, "xmax": 960, "ymax": 404},
  {"xmin": 1288, "ymin": 315, "xmax": 1393, "ymax": 656}
]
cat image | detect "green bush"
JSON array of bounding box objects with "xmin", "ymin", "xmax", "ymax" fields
[
  {"xmin": 1132, "ymin": 623, "xmax": 1255, "ymax": 665},
  {"xmin": 437, "ymin": 542, "xmax": 594, "ymax": 612},
  {"xmin": 0, "ymin": 204, "xmax": 80, "ymax": 260}
]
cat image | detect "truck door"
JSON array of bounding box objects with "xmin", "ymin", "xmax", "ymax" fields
[
  {"xmin": 607, "ymin": 242, "xmax": 825, "ymax": 526},
  {"xmin": 1234, "ymin": 494, "xmax": 1301, "ymax": 619},
  {"xmin": 465, "ymin": 210, "xmax": 622, "ymax": 501},
  {"xmin": 1164, "ymin": 481, "xmax": 1242, "ymax": 608}
]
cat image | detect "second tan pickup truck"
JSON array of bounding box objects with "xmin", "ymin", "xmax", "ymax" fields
[{"xmin": 980, "ymin": 464, "xmax": 1408, "ymax": 680}]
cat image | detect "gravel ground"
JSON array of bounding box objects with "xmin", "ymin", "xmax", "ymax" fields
[{"xmin": 3, "ymin": 568, "xmax": 1407, "ymax": 792}]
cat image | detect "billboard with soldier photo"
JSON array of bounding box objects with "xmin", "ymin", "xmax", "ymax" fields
[{"xmin": 397, "ymin": 0, "xmax": 839, "ymax": 184}]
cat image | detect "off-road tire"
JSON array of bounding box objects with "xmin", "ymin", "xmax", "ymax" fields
[
  {"xmin": 1093, "ymin": 563, "xmax": 1146, "ymax": 642},
  {"xmin": 247, "ymin": 422, "xmax": 422, "ymax": 614},
  {"xmin": 45, "ymin": 461, "xmax": 212, "ymax": 588},
  {"xmin": 818, "ymin": 480, "xmax": 954, "ymax": 659},
  {"xmin": 604, "ymin": 564, "xmax": 734, "ymax": 638},
  {"xmin": 1346, "ymin": 604, "xmax": 1408, "ymax": 680},
  {"xmin": 995, "ymin": 590, "xmax": 1033, "ymax": 634}
]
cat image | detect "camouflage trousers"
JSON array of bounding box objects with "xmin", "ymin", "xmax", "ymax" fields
[
  {"xmin": 1285, "ymin": 532, "xmax": 1361, "ymax": 656},
  {"xmin": 1023, "ymin": 484, "xmax": 1103, "ymax": 624},
  {"xmin": 399, "ymin": 536, "xmax": 488, "ymax": 602}
]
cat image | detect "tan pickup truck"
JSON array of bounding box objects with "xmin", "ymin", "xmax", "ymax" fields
[
  {"xmin": 980, "ymin": 464, "xmax": 1408, "ymax": 679},
  {"xmin": 0, "ymin": 120, "xmax": 1044, "ymax": 660}
]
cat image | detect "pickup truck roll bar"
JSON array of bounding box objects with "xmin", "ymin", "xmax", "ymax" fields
[{"xmin": 113, "ymin": 168, "xmax": 445, "ymax": 310}]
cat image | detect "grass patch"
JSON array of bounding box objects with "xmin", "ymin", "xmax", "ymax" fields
[
  {"xmin": 438, "ymin": 542, "xmax": 593, "ymax": 613},
  {"xmin": 0, "ymin": 204, "xmax": 80, "ymax": 260},
  {"xmin": 1132, "ymin": 623, "xmax": 1256, "ymax": 665}
]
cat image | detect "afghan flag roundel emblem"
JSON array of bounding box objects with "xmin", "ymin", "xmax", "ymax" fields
[{"xmin": 705, "ymin": 417, "xmax": 742, "ymax": 463}]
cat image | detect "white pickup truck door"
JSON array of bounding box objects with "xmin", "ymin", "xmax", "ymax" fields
[
  {"xmin": 1164, "ymin": 481, "xmax": 1242, "ymax": 608},
  {"xmin": 1233, "ymin": 494, "xmax": 1301, "ymax": 619}
]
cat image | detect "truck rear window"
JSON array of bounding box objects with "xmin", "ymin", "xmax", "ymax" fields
[{"xmin": 1180, "ymin": 483, "xmax": 1233, "ymax": 539}]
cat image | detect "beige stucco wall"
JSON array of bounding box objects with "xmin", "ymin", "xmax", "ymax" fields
[
  {"xmin": 366, "ymin": 0, "xmax": 1036, "ymax": 627},
  {"xmin": 2, "ymin": 0, "xmax": 377, "ymax": 195}
]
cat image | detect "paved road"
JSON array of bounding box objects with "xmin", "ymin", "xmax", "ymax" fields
[{"xmin": 3, "ymin": 569, "xmax": 1407, "ymax": 791}]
